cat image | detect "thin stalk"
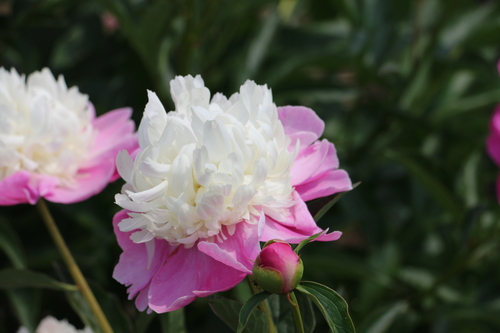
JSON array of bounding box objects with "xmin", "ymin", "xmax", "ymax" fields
[
  {"xmin": 36, "ymin": 199, "xmax": 113, "ymax": 333},
  {"xmin": 246, "ymin": 276, "xmax": 277, "ymax": 333},
  {"xmin": 288, "ymin": 291, "xmax": 304, "ymax": 333}
]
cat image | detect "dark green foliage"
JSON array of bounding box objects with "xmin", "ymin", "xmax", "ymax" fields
[{"xmin": 1, "ymin": 0, "xmax": 500, "ymax": 332}]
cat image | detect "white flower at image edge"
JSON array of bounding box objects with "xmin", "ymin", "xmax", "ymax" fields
[
  {"xmin": 113, "ymin": 75, "xmax": 352, "ymax": 313},
  {"xmin": 0, "ymin": 67, "xmax": 137, "ymax": 205},
  {"xmin": 17, "ymin": 316, "xmax": 92, "ymax": 333}
]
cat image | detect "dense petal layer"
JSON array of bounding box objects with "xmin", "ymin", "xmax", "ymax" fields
[{"xmin": 278, "ymin": 106, "xmax": 324, "ymax": 150}]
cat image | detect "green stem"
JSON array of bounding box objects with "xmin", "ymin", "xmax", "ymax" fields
[
  {"xmin": 288, "ymin": 291, "xmax": 304, "ymax": 333},
  {"xmin": 36, "ymin": 199, "xmax": 113, "ymax": 333},
  {"xmin": 246, "ymin": 276, "xmax": 277, "ymax": 333}
]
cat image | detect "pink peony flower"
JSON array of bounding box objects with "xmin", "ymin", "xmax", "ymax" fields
[
  {"xmin": 252, "ymin": 240, "xmax": 304, "ymax": 294},
  {"xmin": 17, "ymin": 316, "xmax": 93, "ymax": 333},
  {"xmin": 0, "ymin": 67, "xmax": 138, "ymax": 205},
  {"xmin": 113, "ymin": 75, "xmax": 352, "ymax": 313}
]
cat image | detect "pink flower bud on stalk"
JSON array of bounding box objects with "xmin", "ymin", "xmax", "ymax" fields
[{"xmin": 252, "ymin": 240, "xmax": 304, "ymax": 294}]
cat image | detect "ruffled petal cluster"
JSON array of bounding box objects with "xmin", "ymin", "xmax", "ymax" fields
[
  {"xmin": 113, "ymin": 75, "xmax": 352, "ymax": 312},
  {"xmin": 0, "ymin": 68, "xmax": 138, "ymax": 205},
  {"xmin": 17, "ymin": 316, "xmax": 93, "ymax": 333}
]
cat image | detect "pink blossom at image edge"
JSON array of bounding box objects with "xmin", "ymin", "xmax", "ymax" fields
[
  {"xmin": 486, "ymin": 59, "xmax": 500, "ymax": 203},
  {"xmin": 0, "ymin": 106, "xmax": 138, "ymax": 206},
  {"xmin": 113, "ymin": 105, "xmax": 352, "ymax": 313}
]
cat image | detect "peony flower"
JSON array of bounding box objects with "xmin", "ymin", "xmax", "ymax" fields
[
  {"xmin": 17, "ymin": 316, "xmax": 93, "ymax": 333},
  {"xmin": 252, "ymin": 240, "xmax": 304, "ymax": 294},
  {"xmin": 113, "ymin": 75, "xmax": 352, "ymax": 312},
  {"xmin": 0, "ymin": 67, "xmax": 137, "ymax": 205}
]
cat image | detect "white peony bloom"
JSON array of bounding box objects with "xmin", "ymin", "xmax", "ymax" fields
[
  {"xmin": 0, "ymin": 67, "xmax": 92, "ymax": 184},
  {"xmin": 0, "ymin": 67, "xmax": 137, "ymax": 205},
  {"xmin": 115, "ymin": 75, "xmax": 298, "ymax": 247},
  {"xmin": 17, "ymin": 316, "xmax": 93, "ymax": 333}
]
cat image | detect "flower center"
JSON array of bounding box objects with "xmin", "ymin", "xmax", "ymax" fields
[
  {"xmin": 116, "ymin": 76, "xmax": 297, "ymax": 247},
  {"xmin": 0, "ymin": 68, "xmax": 93, "ymax": 184}
]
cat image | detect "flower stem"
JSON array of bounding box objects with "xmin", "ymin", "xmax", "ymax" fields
[
  {"xmin": 288, "ymin": 291, "xmax": 304, "ymax": 333},
  {"xmin": 246, "ymin": 276, "xmax": 277, "ymax": 333},
  {"xmin": 36, "ymin": 199, "xmax": 113, "ymax": 333}
]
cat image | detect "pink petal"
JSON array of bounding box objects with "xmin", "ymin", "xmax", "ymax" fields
[
  {"xmin": 197, "ymin": 221, "xmax": 260, "ymax": 274},
  {"xmin": 261, "ymin": 191, "xmax": 342, "ymax": 243},
  {"xmin": 0, "ymin": 171, "xmax": 39, "ymax": 205},
  {"xmin": 148, "ymin": 246, "xmax": 246, "ymax": 313},
  {"xmin": 497, "ymin": 59, "xmax": 500, "ymax": 76},
  {"xmin": 278, "ymin": 106, "xmax": 325, "ymax": 149},
  {"xmin": 261, "ymin": 217, "xmax": 342, "ymax": 243},
  {"xmin": 291, "ymin": 139, "xmax": 339, "ymax": 185},
  {"xmin": 113, "ymin": 210, "xmax": 134, "ymax": 249},
  {"xmin": 87, "ymin": 108, "xmax": 138, "ymax": 168},
  {"xmin": 43, "ymin": 159, "xmax": 116, "ymax": 204},
  {"xmin": 135, "ymin": 284, "xmax": 151, "ymax": 312},
  {"xmin": 112, "ymin": 210, "xmax": 170, "ymax": 299},
  {"xmin": 295, "ymin": 169, "xmax": 352, "ymax": 202}
]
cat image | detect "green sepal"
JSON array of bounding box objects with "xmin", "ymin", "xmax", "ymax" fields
[{"xmin": 253, "ymin": 265, "xmax": 285, "ymax": 294}]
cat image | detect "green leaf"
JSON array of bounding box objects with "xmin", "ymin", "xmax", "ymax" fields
[
  {"xmin": 208, "ymin": 295, "xmax": 269, "ymax": 333},
  {"xmin": 90, "ymin": 282, "xmax": 134, "ymax": 333},
  {"xmin": 6, "ymin": 289, "xmax": 41, "ymax": 333},
  {"xmin": 65, "ymin": 289, "xmax": 101, "ymax": 333},
  {"xmin": 239, "ymin": 9, "xmax": 279, "ymax": 81},
  {"xmin": 385, "ymin": 151, "xmax": 462, "ymax": 219},
  {"xmin": 0, "ymin": 216, "xmax": 27, "ymax": 269},
  {"xmin": 159, "ymin": 308, "xmax": 186, "ymax": 333},
  {"xmin": 358, "ymin": 301, "xmax": 408, "ymax": 333},
  {"xmin": 0, "ymin": 269, "xmax": 77, "ymax": 291},
  {"xmin": 296, "ymin": 281, "xmax": 355, "ymax": 333},
  {"xmin": 308, "ymin": 182, "xmax": 360, "ymax": 223},
  {"xmin": 432, "ymin": 88, "xmax": 500, "ymax": 122},
  {"xmin": 237, "ymin": 292, "xmax": 271, "ymax": 333}
]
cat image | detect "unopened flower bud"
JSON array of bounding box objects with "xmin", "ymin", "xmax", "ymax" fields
[{"xmin": 252, "ymin": 240, "xmax": 304, "ymax": 294}]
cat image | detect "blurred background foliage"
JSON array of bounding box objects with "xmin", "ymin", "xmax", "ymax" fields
[{"xmin": 1, "ymin": 0, "xmax": 500, "ymax": 332}]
